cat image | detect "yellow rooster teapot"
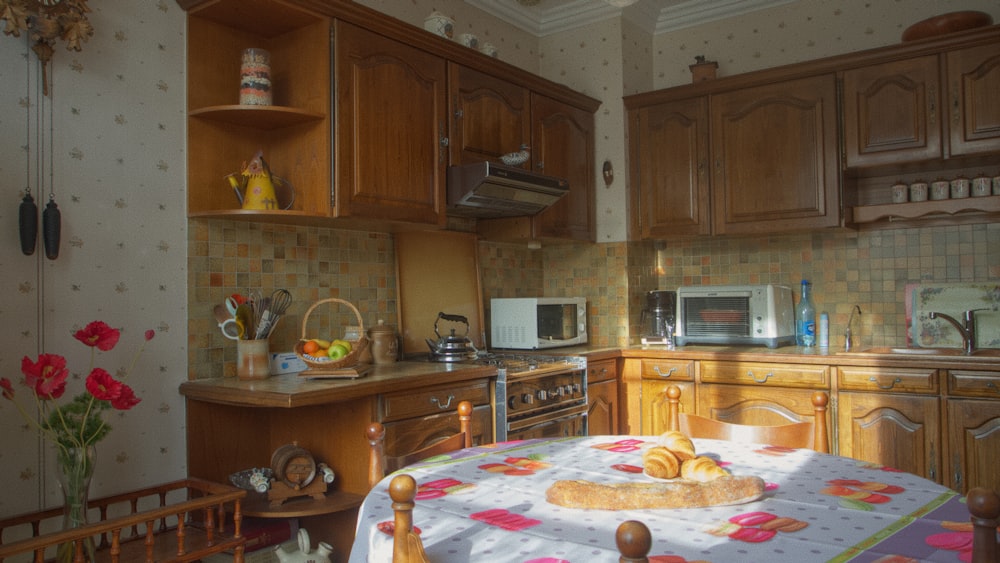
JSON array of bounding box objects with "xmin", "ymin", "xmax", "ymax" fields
[{"xmin": 225, "ymin": 150, "xmax": 294, "ymax": 211}]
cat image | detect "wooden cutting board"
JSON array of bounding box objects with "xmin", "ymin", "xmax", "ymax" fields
[{"xmin": 395, "ymin": 231, "xmax": 485, "ymax": 357}]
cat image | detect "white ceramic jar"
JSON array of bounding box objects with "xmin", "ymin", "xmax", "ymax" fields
[
  {"xmin": 971, "ymin": 173, "xmax": 991, "ymax": 197},
  {"xmin": 891, "ymin": 181, "xmax": 908, "ymax": 203},
  {"xmin": 908, "ymin": 181, "xmax": 927, "ymax": 202},
  {"xmin": 930, "ymin": 178, "xmax": 950, "ymax": 200},
  {"xmin": 424, "ymin": 11, "xmax": 454, "ymax": 39},
  {"xmin": 950, "ymin": 176, "xmax": 970, "ymax": 198}
]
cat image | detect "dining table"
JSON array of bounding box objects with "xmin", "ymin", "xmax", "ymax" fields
[{"xmin": 349, "ymin": 435, "xmax": 976, "ymax": 562}]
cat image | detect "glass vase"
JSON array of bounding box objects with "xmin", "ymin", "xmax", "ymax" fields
[{"xmin": 55, "ymin": 445, "xmax": 97, "ymax": 563}]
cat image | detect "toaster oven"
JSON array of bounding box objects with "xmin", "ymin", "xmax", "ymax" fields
[{"xmin": 675, "ymin": 284, "xmax": 795, "ymax": 348}]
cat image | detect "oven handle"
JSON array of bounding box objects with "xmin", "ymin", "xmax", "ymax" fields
[{"xmin": 506, "ymin": 403, "xmax": 589, "ymax": 433}]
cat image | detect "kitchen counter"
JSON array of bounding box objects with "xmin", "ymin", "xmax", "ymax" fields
[{"xmin": 179, "ymin": 360, "xmax": 497, "ymax": 408}]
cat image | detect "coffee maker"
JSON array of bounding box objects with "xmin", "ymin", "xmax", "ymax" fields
[{"xmin": 640, "ymin": 290, "xmax": 676, "ymax": 346}]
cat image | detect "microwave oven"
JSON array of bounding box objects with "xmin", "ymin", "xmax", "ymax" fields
[
  {"xmin": 675, "ymin": 284, "xmax": 795, "ymax": 348},
  {"xmin": 490, "ymin": 297, "xmax": 587, "ymax": 350}
]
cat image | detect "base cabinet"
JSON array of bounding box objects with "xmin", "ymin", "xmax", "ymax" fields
[
  {"xmin": 587, "ymin": 359, "xmax": 620, "ymax": 435},
  {"xmin": 837, "ymin": 391, "xmax": 941, "ymax": 481}
]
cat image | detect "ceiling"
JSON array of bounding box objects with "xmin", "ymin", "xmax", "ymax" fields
[{"xmin": 464, "ymin": 0, "xmax": 798, "ymax": 36}]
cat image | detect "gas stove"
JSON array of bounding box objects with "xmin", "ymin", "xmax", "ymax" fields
[{"xmin": 473, "ymin": 352, "xmax": 586, "ymax": 377}]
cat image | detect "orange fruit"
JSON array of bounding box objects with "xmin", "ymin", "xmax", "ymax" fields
[{"xmin": 303, "ymin": 340, "xmax": 320, "ymax": 355}]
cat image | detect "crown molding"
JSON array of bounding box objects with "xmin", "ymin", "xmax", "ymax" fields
[{"xmin": 464, "ymin": 0, "xmax": 799, "ymax": 37}]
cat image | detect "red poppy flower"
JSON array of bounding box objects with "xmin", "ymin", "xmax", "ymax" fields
[
  {"xmin": 21, "ymin": 354, "xmax": 69, "ymax": 400},
  {"xmin": 85, "ymin": 368, "xmax": 123, "ymax": 401},
  {"xmin": 1, "ymin": 378, "xmax": 13, "ymax": 400},
  {"xmin": 74, "ymin": 321, "xmax": 121, "ymax": 352},
  {"xmin": 110, "ymin": 384, "xmax": 141, "ymax": 410},
  {"xmin": 145, "ymin": 330, "xmax": 155, "ymax": 341}
]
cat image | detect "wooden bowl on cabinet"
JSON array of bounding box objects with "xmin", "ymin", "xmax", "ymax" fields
[{"xmin": 902, "ymin": 11, "xmax": 993, "ymax": 42}]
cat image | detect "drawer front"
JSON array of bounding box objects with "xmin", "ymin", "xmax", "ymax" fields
[
  {"xmin": 380, "ymin": 380, "xmax": 491, "ymax": 422},
  {"xmin": 838, "ymin": 366, "xmax": 938, "ymax": 393},
  {"xmin": 700, "ymin": 360, "xmax": 828, "ymax": 387},
  {"xmin": 382, "ymin": 404, "xmax": 493, "ymax": 456},
  {"xmin": 588, "ymin": 359, "xmax": 618, "ymax": 383},
  {"xmin": 640, "ymin": 359, "xmax": 695, "ymax": 381},
  {"xmin": 948, "ymin": 370, "xmax": 1000, "ymax": 398}
]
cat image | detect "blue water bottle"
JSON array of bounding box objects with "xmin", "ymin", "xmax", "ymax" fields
[{"xmin": 796, "ymin": 280, "xmax": 816, "ymax": 347}]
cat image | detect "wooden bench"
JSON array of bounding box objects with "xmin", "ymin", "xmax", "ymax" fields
[{"xmin": 0, "ymin": 478, "xmax": 246, "ymax": 562}]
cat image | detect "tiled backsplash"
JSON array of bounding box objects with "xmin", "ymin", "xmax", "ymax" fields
[{"xmin": 190, "ymin": 220, "xmax": 997, "ymax": 376}]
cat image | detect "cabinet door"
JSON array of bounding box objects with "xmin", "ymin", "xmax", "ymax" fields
[
  {"xmin": 627, "ymin": 97, "xmax": 711, "ymax": 238},
  {"xmin": 448, "ymin": 63, "xmax": 530, "ymax": 166},
  {"xmin": 334, "ymin": 21, "xmax": 447, "ymax": 225},
  {"xmin": 947, "ymin": 42, "xmax": 1000, "ymax": 157},
  {"xmin": 710, "ymin": 74, "xmax": 841, "ymax": 234},
  {"xmin": 838, "ymin": 391, "xmax": 940, "ymax": 482},
  {"xmin": 946, "ymin": 399, "xmax": 1000, "ymax": 494},
  {"xmin": 588, "ymin": 378, "xmax": 619, "ymax": 436},
  {"xmin": 530, "ymin": 93, "xmax": 596, "ymax": 241},
  {"xmin": 640, "ymin": 380, "xmax": 695, "ymax": 435},
  {"xmin": 842, "ymin": 55, "xmax": 942, "ymax": 167},
  {"xmin": 697, "ymin": 384, "xmax": 825, "ymax": 426}
]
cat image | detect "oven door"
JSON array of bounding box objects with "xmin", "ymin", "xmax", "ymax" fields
[{"xmin": 506, "ymin": 403, "xmax": 588, "ymax": 441}]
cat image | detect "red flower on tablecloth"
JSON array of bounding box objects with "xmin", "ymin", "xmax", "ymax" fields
[
  {"xmin": 470, "ymin": 508, "xmax": 541, "ymax": 531},
  {"xmin": 611, "ymin": 463, "xmax": 644, "ymax": 473},
  {"xmin": 821, "ymin": 479, "xmax": 904, "ymax": 510},
  {"xmin": 591, "ymin": 438, "xmax": 646, "ymax": 452},
  {"xmin": 377, "ymin": 521, "xmax": 421, "ymax": 536},
  {"xmin": 921, "ymin": 519, "xmax": 979, "ymax": 562},
  {"xmin": 479, "ymin": 455, "xmax": 552, "ymax": 476},
  {"xmin": 414, "ymin": 477, "xmax": 476, "ymax": 500},
  {"xmin": 856, "ymin": 460, "xmax": 905, "ymax": 473},
  {"xmin": 754, "ymin": 445, "xmax": 798, "ymax": 456},
  {"xmin": 707, "ymin": 510, "xmax": 809, "ymax": 543}
]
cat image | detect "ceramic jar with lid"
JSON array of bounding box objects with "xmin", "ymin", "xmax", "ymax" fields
[
  {"xmin": 950, "ymin": 175, "xmax": 970, "ymax": 198},
  {"xmin": 971, "ymin": 172, "xmax": 991, "ymax": 197},
  {"xmin": 930, "ymin": 178, "xmax": 950, "ymax": 200},
  {"xmin": 368, "ymin": 320, "xmax": 398, "ymax": 364}
]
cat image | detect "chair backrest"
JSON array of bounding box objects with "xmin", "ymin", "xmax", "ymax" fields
[
  {"xmin": 968, "ymin": 487, "xmax": 1000, "ymax": 563},
  {"xmin": 367, "ymin": 400, "xmax": 473, "ymax": 489},
  {"xmin": 388, "ymin": 474, "xmax": 431, "ymax": 563},
  {"xmin": 665, "ymin": 385, "xmax": 830, "ymax": 452}
]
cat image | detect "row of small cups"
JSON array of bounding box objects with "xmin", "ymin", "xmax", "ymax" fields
[
  {"xmin": 891, "ymin": 173, "xmax": 1000, "ymax": 203},
  {"xmin": 424, "ymin": 11, "xmax": 499, "ymax": 57}
]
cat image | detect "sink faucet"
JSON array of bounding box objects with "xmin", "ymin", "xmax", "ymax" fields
[
  {"xmin": 928, "ymin": 309, "xmax": 984, "ymax": 355},
  {"xmin": 844, "ymin": 305, "xmax": 862, "ymax": 351}
]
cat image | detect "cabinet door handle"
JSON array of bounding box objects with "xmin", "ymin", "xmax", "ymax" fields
[
  {"xmin": 869, "ymin": 376, "xmax": 901, "ymax": 390},
  {"xmin": 952, "ymin": 85, "xmax": 960, "ymax": 124},
  {"xmin": 929, "ymin": 441, "xmax": 936, "ymax": 482},
  {"xmin": 928, "ymin": 85, "xmax": 936, "ymax": 127},
  {"xmin": 653, "ymin": 366, "xmax": 677, "ymax": 378},
  {"xmin": 431, "ymin": 394, "xmax": 455, "ymax": 409},
  {"xmin": 747, "ymin": 370, "xmax": 773, "ymax": 383},
  {"xmin": 987, "ymin": 381, "xmax": 998, "ymax": 393}
]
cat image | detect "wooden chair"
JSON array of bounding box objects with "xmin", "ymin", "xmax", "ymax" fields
[
  {"xmin": 665, "ymin": 385, "xmax": 830, "ymax": 453},
  {"xmin": 616, "ymin": 519, "xmax": 651, "ymax": 562},
  {"xmin": 968, "ymin": 487, "xmax": 1000, "ymax": 563},
  {"xmin": 367, "ymin": 400, "xmax": 473, "ymax": 489}
]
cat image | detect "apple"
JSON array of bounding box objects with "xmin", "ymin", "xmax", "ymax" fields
[{"xmin": 328, "ymin": 343, "xmax": 349, "ymax": 359}]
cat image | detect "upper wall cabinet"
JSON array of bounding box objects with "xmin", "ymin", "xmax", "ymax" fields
[
  {"xmin": 627, "ymin": 97, "xmax": 711, "ymax": 238},
  {"xmin": 710, "ymin": 74, "xmax": 841, "ymax": 235},
  {"xmin": 180, "ymin": 0, "xmax": 599, "ymax": 236},
  {"xmin": 334, "ymin": 21, "xmax": 448, "ymax": 227},
  {"xmin": 947, "ymin": 43, "xmax": 1000, "ymax": 157}
]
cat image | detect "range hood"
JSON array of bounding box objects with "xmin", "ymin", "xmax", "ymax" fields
[{"xmin": 446, "ymin": 162, "xmax": 569, "ymax": 218}]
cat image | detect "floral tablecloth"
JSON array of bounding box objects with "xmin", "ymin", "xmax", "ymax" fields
[{"xmin": 349, "ymin": 436, "xmax": 976, "ymax": 562}]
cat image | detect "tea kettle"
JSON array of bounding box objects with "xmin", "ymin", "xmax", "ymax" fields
[{"xmin": 425, "ymin": 312, "xmax": 478, "ymax": 362}]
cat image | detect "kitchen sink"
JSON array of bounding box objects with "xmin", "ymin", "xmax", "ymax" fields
[{"xmin": 841, "ymin": 347, "xmax": 1000, "ymax": 357}]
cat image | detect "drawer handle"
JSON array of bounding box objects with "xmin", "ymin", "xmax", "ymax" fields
[
  {"xmin": 987, "ymin": 382, "xmax": 999, "ymax": 393},
  {"xmin": 430, "ymin": 395, "xmax": 455, "ymax": 409},
  {"xmin": 654, "ymin": 366, "xmax": 677, "ymax": 378},
  {"xmin": 747, "ymin": 370, "xmax": 773, "ymax": 383},
  {"xmin": 869, "ymin": 376, "xmax": 901, "ymax": 390}
]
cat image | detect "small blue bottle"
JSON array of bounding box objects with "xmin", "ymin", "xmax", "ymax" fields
[{"xmin": 796, "ymin": 280, "xmax": 816, "ymax": 347}]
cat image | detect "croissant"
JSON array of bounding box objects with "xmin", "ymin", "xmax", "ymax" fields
[
  {"xmin": 642, "ymin": 446, "xmax": 679, "ymax": 479},
  {"xmin": 681, "ymin": 456, "xmax": 729, "ymax": 482},
  {"xmin": 658, "ymin": 431, "xmax": 696, "ymax": 461}
]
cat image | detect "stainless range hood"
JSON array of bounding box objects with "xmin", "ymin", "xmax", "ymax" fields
[{"xmin": 446, "ymin": 162, "xmax": 569, "ymax": 218}]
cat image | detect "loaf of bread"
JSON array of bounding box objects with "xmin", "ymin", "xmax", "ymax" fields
[
  {"xmin": 681, "ymin": 456, "xmax": 729, "ymax": 482},
  {"xmin": 546, "ymin": 475, "xmax": 766, "ymax": 510},
  {"xmin": 642, "ymin": 446, "xmax": 680, "ymax": 479},
  {"xmin": 657, "ymin": 431, "xmax": 696, "ymax": 461}
]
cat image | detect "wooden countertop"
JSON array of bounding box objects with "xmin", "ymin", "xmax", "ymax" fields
[{"xmin": 180, "ymin": 361, "xmax": 497, "ymax": 408}]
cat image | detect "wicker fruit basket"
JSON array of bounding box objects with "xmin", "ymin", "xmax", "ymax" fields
[{"xmin": 294, "ymin": 298, "xmax": 368, "ymax": 370}]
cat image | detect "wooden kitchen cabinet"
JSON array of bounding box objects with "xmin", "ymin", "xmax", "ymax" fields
[
  {"xmin": 836, "ymin": 366, "xmax": 941, "ymax": 481},
  {"xmin": 621, "ymin": 358, "xmax": 696, "ymax": 435},
  {"xmin": 477, "ymin": 93, "xmax": 597, "ymax": 243},
  {"xmin": 842, "ymin": 55, "xmax": 942, "ymax": 168},
  {"xmin": 184, "ymin": 0, "xmax": 332, "ymax": 220},
  {"xmin": 945, "ymin": 370, "xmax": 1000, "ymax": 493},
  {"xmin": 710, "ymin": 74, "xmax": 841, "ymax": 235},
  {"xmin": 378, "ymin": 379, "xmax": 494, "ymax": 452},
  {"xmin": 448, "ymin": 63, "xmax": 531, "ymax": 166},
  {"xmin": 946, "ymin": 41, "xmax": 1000, "ymax": 157},
  {"xmin": 334, "ymin": 21, "xmax": 448, "ymax": 226},
  {"xmin": 627, "ymin": 96, "xmax": 711, "ymax": 238},
  {"xmin": 587, "ymin": 359, "xmax": 620, "ymax": 435}
]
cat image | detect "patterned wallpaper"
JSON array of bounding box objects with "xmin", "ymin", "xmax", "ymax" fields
[
  {"xmin": 0, "ymin": 1, "xmax": 187, "ymax": 517},
  {"xmin": 1, "ymin": 0, "xmax": 997, "ymax": 525}
]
